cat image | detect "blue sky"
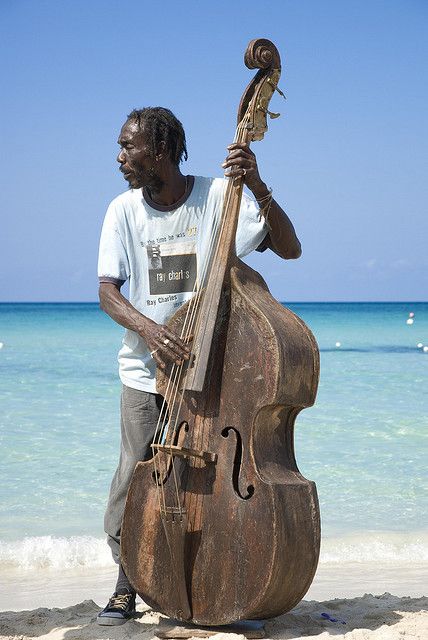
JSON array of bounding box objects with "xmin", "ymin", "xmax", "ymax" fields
[{"xmin": 1, "ymin": 0, "xmax": 427, "ymax": 301}]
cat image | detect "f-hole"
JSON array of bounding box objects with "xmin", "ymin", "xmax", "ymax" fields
[
  {"xmin": 151, "ymin": 421, "xmax": 189, "ymax": 486},
  {"xmin": 221, "ymin": 427, "xmax": 254, "ymax": 500}
]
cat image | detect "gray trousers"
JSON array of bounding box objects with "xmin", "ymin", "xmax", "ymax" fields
[{"xmin": 104, "ymin": 385, "xmax": 163, "ymax": 564}]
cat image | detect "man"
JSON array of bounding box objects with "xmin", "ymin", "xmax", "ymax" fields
[{"xmin": 97, "ymin": 107, "xmax": 301, "ymax": 625}]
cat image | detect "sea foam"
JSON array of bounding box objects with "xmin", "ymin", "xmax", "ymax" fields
[
  {"xmin": 0, "ymin": 532, "xmax": 427, "ymax": 571},
  {"xmin": 0, "ymin": 536, "xmax": 113, "ymax": 570},
  {"xmin": 321, "ymin": 532, "xmax": 428, "ymax": 563}
]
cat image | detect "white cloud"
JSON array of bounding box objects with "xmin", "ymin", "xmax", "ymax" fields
[{"xmin": 361, "ymin": 258, "xmax": 377, "ymax": 269}]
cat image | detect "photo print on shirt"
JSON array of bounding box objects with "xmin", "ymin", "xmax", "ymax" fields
[{"xmin": 146, "ymin": 240, "xmax": 197, "ymax": 295}]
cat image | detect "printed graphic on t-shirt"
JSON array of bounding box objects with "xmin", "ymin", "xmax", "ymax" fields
[{"xmin": 146, "ymin": 240, "xmax": 197, "ymax": 295}]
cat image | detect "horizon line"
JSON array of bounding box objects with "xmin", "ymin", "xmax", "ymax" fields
[{"xmin": 1, "ymin": 300, "xmax": 427, "ymax": 305}]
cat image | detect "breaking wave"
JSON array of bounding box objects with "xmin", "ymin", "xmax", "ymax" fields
[
  {"xmin": 0, "ymin": 536, "xmax": 113, "ymax": 570},
  {"xmin": 1, "ymin": 531, "xmax": 427, "ymax": 571}
]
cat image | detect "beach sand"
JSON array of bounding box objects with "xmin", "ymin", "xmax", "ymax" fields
[{"xmin": 1, "ymin": 563, "xmax": 426, "ymax": 640}]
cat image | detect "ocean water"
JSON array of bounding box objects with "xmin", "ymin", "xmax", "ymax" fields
[{"xmin": 0, "ymin": 302, "xmax": 427, "ymax": 570}]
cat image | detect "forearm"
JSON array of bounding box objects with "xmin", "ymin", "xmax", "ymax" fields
[
  {"xmin": 98, "ymin": 283, "xmax": 152, "ymax": 336},
  {"xmin": 222, "ymin": 143, "xmax": 301, "ymax": 261},
  {"xmin": 251, "ymin": 182, "xmax": 301, "ymax": 260},
  {"xmin": 98, "ymin": 283, "xmax": 190, "ymax": 368}
]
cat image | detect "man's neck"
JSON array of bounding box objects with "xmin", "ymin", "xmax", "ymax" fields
[{"xmin": 147, "ymin": 167, "xmax": 187, "ymax": 207}]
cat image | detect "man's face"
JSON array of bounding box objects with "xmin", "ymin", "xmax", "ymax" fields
[{"xmin": 117, "ymin": 120, "xmax": 161, "ymax": 190}]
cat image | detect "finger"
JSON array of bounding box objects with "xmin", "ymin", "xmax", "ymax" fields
[
  {"xmin": 152, "ymin": 350, "xmax": 167, "ymax": 370},
  {"xmin": 225, "ymin": 146, "xmax": 253, "ymax": 158},
  {"xmin": 225, "ymin": 147, "xmax": 253, "ymax": 158},
  {"xmin": 156, "ymin": 334, "xmax": 190, "ymax": 361},
  {"xmin": 164, "ymin": 342, "xmax": 190, "ymax": 367},
  {"xmin": 227, "ymin": 142, "xmax": 254, "ymax": 154},
  {"xmin": 160, "ymin": 340, "xmax": 189, "ymax": 363},
  {"xmin": 152, "ymin": 343, "xmax": 182, "ymax": 369},
  {"xmin": 222, "ymin": 152, "xmax": 253, "ymax": 167},
  {"xmin": 168, "ymin": 339, "xmax": 191, "ymax": 360},
  {"xmin": 224, "ymin": 167, "xmax": 249, "ymax": 179},
  {"xmin": 222, "ymin": 159, "xmax": 253, "ymax": 172},
  {"xmin": 162, "ymin": 327, "xmax": 191, "ymax": 351},
  {"xmin": 158, "ymin": 328, "xmax": 191, "ymax": 355}
]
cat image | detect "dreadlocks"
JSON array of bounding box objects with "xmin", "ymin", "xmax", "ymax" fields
[{"xmin": 127, "ymin": 107, "xmax": 188, "ymax": 166}]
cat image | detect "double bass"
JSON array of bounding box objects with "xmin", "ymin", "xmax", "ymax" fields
[{"xmin": 121, "ymin": 38, "xmax": 320, "ymax": 626}]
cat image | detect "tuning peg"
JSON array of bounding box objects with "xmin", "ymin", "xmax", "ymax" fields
[
  {"xmin": 267, "ymin": 77, "xmax": 287, "ymax": 100},
  {"xmin": 257, "ymin": 105, "xmax": 281, "ymax": 119},
  {"xmin": 274, "ymin": 86, "xmax": 286, "ymax": 100}
]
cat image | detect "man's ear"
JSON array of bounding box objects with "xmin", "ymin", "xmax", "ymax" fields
[{"xmin": 155, "ymin": 140, "xmax": 167, "ymax": 161}]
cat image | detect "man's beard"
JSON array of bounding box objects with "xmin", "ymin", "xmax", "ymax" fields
[
  {"xmin": 146, "ymin": 168, "xmax": 164, "ymax": 195},
  {"xmin": 129, "ymin": 166, "xmax": 164, "ymax": 195}
]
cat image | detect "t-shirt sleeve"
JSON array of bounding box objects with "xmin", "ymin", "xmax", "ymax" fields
[
  {"xmin": 98, "ymin": 202, "xmax": 130, "ymax": 286},
  {"xmin": 235, "ymin": 191, "xmax": 268, "ymax": 258}
]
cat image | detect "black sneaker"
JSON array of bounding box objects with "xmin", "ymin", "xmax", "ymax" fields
[{"xmin": 97, "ymin": 589, "xmax": 136, "ymax": 625}]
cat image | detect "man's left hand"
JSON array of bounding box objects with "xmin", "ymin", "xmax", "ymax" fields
[{"xmin": 222, "ymin": 143, "xmax": 268, "ymax": 199}]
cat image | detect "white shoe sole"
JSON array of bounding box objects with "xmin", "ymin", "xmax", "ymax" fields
[{"xmin": 96, "ymin": 614, "xmax": 133, "ymax": 626}]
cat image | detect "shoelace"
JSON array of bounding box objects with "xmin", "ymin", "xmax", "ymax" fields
[{"xmin": 108, "ymin": 593, "xmax": 133, "ymax": 610}]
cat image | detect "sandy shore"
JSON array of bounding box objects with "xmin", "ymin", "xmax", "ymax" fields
[
  {"xmin": 0, "ymin": 564, "xmax": 426, "ymax": 640},
  {"xmin": 0, "ymin": 593, "xmax": 426, "ymax": 640}
]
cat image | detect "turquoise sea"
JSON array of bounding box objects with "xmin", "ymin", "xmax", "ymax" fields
[{"xmin": 0, "ymin": 302, "xmax": 427, "ymax": 570}]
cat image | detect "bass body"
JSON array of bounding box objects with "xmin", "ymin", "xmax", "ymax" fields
[{"xmin": 121, "ymin": 258, "xmax": 320, "ymax": 625}]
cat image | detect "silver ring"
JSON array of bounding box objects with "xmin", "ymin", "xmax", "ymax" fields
[
  {"xmin": 163, "ymin": 338, "xmax": 170, "ymax": 346},
  {"xmin": 242, "ymin": 168, "xmax": 246, "ymax": 176},
  {"xmin": 150, "ymin": 349, "xmax": 158, "ymax": 357}
]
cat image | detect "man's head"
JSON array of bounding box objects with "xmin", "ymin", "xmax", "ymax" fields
[{"xmin": 117, "ymin": 107, "xmax": 187, "ymax": 190}]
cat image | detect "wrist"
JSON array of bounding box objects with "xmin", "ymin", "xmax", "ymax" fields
[
  {"xmin": 251, "ymin": 182, "xmax": 270, "ymax": 201},
  {"xmin": 135, "ymin": 313, "xmax": 154, "ymax": 337}
]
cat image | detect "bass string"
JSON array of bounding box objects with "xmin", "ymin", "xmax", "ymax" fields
[
  {"xmin": 166, "ymin": 116, "xmax": 247, "ymax": 449},
  {"xmin": 187, "ymin": 116, "xmax": 251, "ymax": 534},
  {"xmin": 161, "ymin": 113, "xmax": 251, "ymax": 516},
  {"xmin": 151, "ymin": 167, "xmax": 231, "ymax": 449},
  {"xmin": 153, "ymin": 169, "xmax": 238, "ymax": 515},
  {"xmin": 156, "ymin": 182, "xmax": 233, "ymax": 513},
  {"xmin": 176, "ymin": 115, "xmax": 251, "ymax": 528},
  {"xmin": 151, "ymin": 122, "xmax": 242, "ymax": 448},
  {"xmin": 157, "ymin": 277, "xmax": 203, "ymax": 514},
  {"xmin": 181, "ymin": 108, "xmax": 251, "ymax": 362},
  {"xmin": 156, "ymin": 114, "xmax": 250, "ymax": 517},
  {"xmin": 152, "ymin": 112, "xmax": 251, "ymax": 515},
  {"xmin": 191, "ymin": 114, "xmax": 250, "ymax": 334},
  {"xmin": 149, "ymin": 159, "xmax": 234, "ymax": 479},
  {"xmin": 150, "ymin": 272, "xmax": 203, "ymax": 517},
  {"xmin": 174, "ymin": 187, "xmax": 232, "ymax": 525},
  {"xmin": 157, "ymin": 138, "xmax": 242, "ymax": 436},
  {"xmin": 150, "ymin": 180, "xmax": 230, "ymax": 515},
  {"xmin": 179, "ymin": 113, "xmax": 250, "ymax": 384},
  {"xmin": 151, "ymin": 253, "xmax": 222, "ymax": 515}
]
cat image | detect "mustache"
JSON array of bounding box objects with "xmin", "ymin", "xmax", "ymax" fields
[{"xmin": 120, "ymin": 165, "xmax": 164, "ymax": 194}]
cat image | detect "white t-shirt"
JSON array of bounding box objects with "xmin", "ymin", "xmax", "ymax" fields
[{"xmin": 98, "ymin": 176, "xmax": 267, "ymax": 393}]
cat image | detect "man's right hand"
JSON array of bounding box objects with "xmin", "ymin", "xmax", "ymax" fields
[
  {"xmin": 99, "ymin": 283, "xmax": 190, "ymax": 370},
  {"xmin": 139, "ymin": 317, "xmax": 191, "ymax": 370}
]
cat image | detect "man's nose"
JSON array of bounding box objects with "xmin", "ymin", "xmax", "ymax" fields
[{"xmin": 117, "ymin": 149, "xmax": 125, "ymax": 163}]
